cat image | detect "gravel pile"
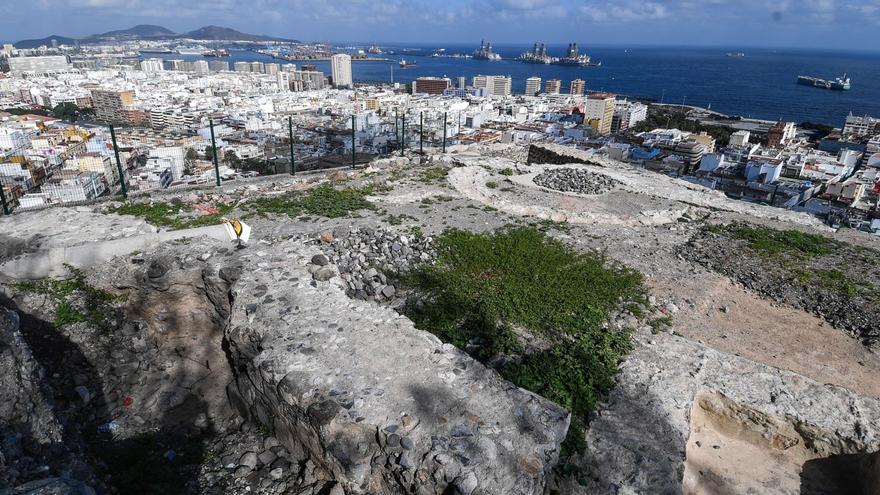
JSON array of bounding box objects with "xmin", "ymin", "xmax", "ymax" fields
[
  {"xmin": 315, "ymin": 227, "xmax": 436, "ymax": 302},
  {"xmin": 534, "ymin": 167, "xmax": 620, "ymax": 195},
  {"xmin": 686, "ymin": 230, "xmax": 880, "ymax": 350}
]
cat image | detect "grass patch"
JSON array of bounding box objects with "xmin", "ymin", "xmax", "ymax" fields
[
  {"xmin": 14, "ymin": 265, "xmax": 120, "ymax": 331},
  {"xmin": 705, "ymin": 223, "xmax": 837, "ymax": 257},
  {"xmin": 486, "ymin": 181, "xmax": 498, "ymax": 189},
  {"xmin": 499, "ymin": 167, "xmax": 515, "ymax": 176},
  {"xmin": 418, "ymin": 166, "xmax": 449, "ymax": 184},
  {"xmin": 243, "ymin": 184, "xmax": 374, "ymax": 218},
  {"xmin": 816, "ymin": 270, "xmax": 860, "ymax": 297},
  {"xmin": 107, "ymin": 202, "xmax": 232, "ymax": 230},
  {"xmin": 396, "ymin": 227, "xmax": 645, "ymax": 455},
  {"xmin": 385, "ymin": 213, "xmax": 418, "ymax": 225}
]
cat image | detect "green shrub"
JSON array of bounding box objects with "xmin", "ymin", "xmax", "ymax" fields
[{"xmin": 397, "ymin": 227, "xmax": 645, "ymax": 454}]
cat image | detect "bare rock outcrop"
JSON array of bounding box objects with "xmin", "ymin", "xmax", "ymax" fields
[{"xmin": 225, "ymin": 239, "xmax": 570, "ymax": 494}]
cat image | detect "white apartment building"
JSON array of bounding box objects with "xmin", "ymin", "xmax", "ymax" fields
[
  {"xmin": 610, "ymin": 99, "xmax": 647, "ymax": 133},
  {"xmin": 843, "ymin": 113, "xmax": 880, "ymax": 138},
  {"xmin": 472, "ymin": 75, "xmax": 511, "ymax": 97},
  {"xmin": 140, "ymin": 58, "xmax": 165, "ymax": 72},
  {"xmin": 331, "ymin": 54, "xmax": 353, "ymax": 88},
  {"xmin": 7, "ymin": 55, "xmax": 71, "ymax": 74},
  {"xmin": 525, "ymin": 77, "xmax": 541, "ymax": 96}
]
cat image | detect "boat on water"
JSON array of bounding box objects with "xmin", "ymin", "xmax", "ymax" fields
[
  {"xmin": 399, "ymin": 59, "xmax": 416, "ymax": 68},
  {"xmin": 726, "ymin": 52, "xmax": 746, "ymax": 57},
  {"xmin": 473, "ymin": 40, "xmax": 502, "ymax": 61},
  {"xmin": 176, "ymin": 47, "xmax": 207, "ymax": 56},
  {"xmin": 204, "ymin": 49, "xmax": 229, "ymax": 58},
  {"xmin": 517, "ymin": 42, "xmax": 591, "ymax": 66},
  {"xmin": 797, "ymin": 74, "xmax": 851, "ymax": 91},
  {"xmin": 518, "ymin": 42, "xmax": 553, "ymax": 64}
]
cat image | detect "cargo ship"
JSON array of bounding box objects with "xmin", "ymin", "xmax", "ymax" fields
[
  {"xmin": 204, "ymin": 49, "xmax": 229, "ymax": 57},
  {"xmin": 398, "ymin": 59, "xmax": 416, "ymax": 68},
  {"xmin": 797, "ymin": 74, "xmax": 851, "ymax": 91}
]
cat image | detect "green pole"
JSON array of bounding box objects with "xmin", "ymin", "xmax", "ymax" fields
[
  {"xmin": 109, "ymin": 124, "xmax": 127, "ymax": 198},
  {"xmin": 400, "ymin": 114, "xmax": 406, "ymax": 157},
  {"xmin": 288, "ymin": 117, "xmax": 295, "ymax": 176},
  {"xmin": 209, "ymin": 119, "xmax": 220, "ymax": 186},
  {"xmin": 351, "ymin": 114, "xmax": 356, "ymax": 169},
  {"xmin": 0, "ymin": 179, "xmax": 9, "ymax": 215},
  {"xmin": 419, "ymin": 112, "xmax": 423, "ymax": 155},
  {"xmin": 442, "ymin": 112, "xmax": 447, "ymax": 153}
]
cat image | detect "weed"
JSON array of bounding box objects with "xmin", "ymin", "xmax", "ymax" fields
[
  {"xmin": 243, "ymin": 184, "xmax": 373, "ymax": 219},
  {"xmin": 486, "ymin": 181, "xmax": 498, "ymax": 189},
  {"xmin": 395, "ymin": 227, "xmax": 645, "ymax": 454},
  {"xmin": 418, "ymin": 166, "xmax": 449, "ymax": 184},
  {"xmin": 500, "ymin": 167, "xmax": 515, "ymax": 176},
  {"xmin": 15, "ymin": 265, "xmax": 120, "ymax": 331},
  {"xmin": 705, "ymin": 223, "xmax": 836, "ymax": 257},
  {"xmin": 107, "ymin": 202, "xmax": 232, "ymax": 230}
]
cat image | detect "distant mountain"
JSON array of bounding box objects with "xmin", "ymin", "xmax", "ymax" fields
[
  {"xmin": 14, "ymin": 35, "xmax": 78, "ymax": 49},
  {"xmin": 184, "ymin": 25, "xmax": 290, "ymax": 42},
  {"xmin": 96, "ymin": 24, "xmax": 176, "ymax": 39},
  {"xmin": 14, "ymin": 25, "xmax": 295, "ymax": 48}
]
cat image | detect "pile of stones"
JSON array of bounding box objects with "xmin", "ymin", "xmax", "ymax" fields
[
  {"xmin": 315, "ymin": 227, "xmax": 436, "ymax": 303},
  {"xmin": 534, "ymin": 167, "xmax": 620, "ymax": 195}
]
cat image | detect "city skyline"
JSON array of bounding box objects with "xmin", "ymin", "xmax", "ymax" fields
[{"xmin": 3, "ymin": 0, "xmax": 880, "ymax": 51}]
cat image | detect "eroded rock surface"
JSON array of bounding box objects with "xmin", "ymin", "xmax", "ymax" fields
[{"xmin": 225, "ymin": 239, "xmax": 570, "ymax": 495}]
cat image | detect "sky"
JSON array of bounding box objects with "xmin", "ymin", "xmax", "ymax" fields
[{"xmin": 2, "ymin": 0, "xmax": 880, "ymax": 50}]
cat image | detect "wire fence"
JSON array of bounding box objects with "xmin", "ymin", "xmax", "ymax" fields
[{"xmin": 0, "ymin": 111, "xmax": 459, "ymax": 216}]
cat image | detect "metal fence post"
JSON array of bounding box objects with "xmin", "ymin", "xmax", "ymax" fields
[
  {"xmin": 400, "ymin": 114, "xmax": 406, "ymax": 157},
  {"xmin": 288, "ymin": 117, "xmax": 296, "ymax": 176},
  {"xmin": 0, "ymin": 181, "xmax": 9, "ymax": 215},
  {"xmin": 442, "ymin": 112, "xmax": 447, "ymax": 153},
  {"xmin": 109, "ymin": 124, "xmax": 127, "ymax": 198},
  {"xmin": 394, "ymin": 108, "xmax": 399, "ymax": 152},
  {"xmin": 351, "ymin": 114, "xmax": 356, "ymax": 168},
  {"xmin": 209, "ymin": 119, "xmax": 221, "ymax": 186},
  {"xmin": 419, "ymin": 112, "xmax": 424, "ymax": 155}
]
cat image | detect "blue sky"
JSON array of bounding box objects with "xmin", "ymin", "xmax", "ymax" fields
[{"xmin": 2, "ymin": 0, "xmax": 880, "ymax": 49}]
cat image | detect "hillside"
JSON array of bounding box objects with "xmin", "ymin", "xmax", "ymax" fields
[
  {"xmin": 14, "ymin": 35, "xmax": 77, "ymax": 49},
  {"xmin": 96, "ymin": 24, "xmax": 176, "ymax": 38}
]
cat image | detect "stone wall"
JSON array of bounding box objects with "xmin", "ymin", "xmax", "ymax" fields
[
  {"xmin": 527, "ymin": 144, "xmax": 604, "ymax": 166},
  {"xmin": 224, "ymin": 238, "xmax": 570, "ymax": 495}
]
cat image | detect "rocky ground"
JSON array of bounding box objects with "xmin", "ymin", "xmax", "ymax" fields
[
  {"xmin": 686, "ymin": 225, "xmax": 880, "ymax": 350},
  {"xmin": 1, "ymin": 143, "xmax": 879, "ymax": 494},
  {"xmin": 533, "ymin": 168, "xmax": 621, "ymax": 195}
]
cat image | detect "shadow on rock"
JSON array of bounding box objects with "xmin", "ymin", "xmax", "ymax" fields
[{"xmin": 0, "ymin": 254, "xmax": 236, "ymax": 494}]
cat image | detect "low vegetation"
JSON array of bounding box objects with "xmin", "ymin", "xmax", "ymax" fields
[
  {"xmin": 395, "ymin": 227, "xmax": 646, "ymax": 454},
  {"xmin": 704, "ymin": 223, "xmax": 837, "ymax": 257},
  {"xmin": 243, "ymin": 184, "xmax": 374, "ymax": 219},
  {"xmin": 14, "ymin": 265, "xmax": 120, "ymax": 331},
  {"xmin": 107, "ymin": 202, "xmax": 232, "ymax": 230},
  {"xmin": 417, "ymin": 166, "xmax": 450, "ymax": 184}
]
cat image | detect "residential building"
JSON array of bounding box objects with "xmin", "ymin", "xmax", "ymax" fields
[
  {"xmin": 90, "ymin": 89, "xmax": 135, "ymax": 123},
  {"xmin": 264, "ymin": 63, "xmax": 280, "ymax": 76},
  {"xmin": 545, "ymin": 79, "xmax": 561, "ymax": 95},
  {"xmin": 767, "ymin": 120, "xmax": 797, "ymax": 147},
  {"xmin": 208, "ymin": 60, "xmax": 229, "ymax": 72},
  {"xmin": 690, "ymin": 132, "xmax": 717, "ymax": 153},
  {"xmin": 570, "ymin": 79, "xmax": 585, "ymax": 96},
  {"xmin": 729, "ymin": 130, "xmax": 751, "ymax": 147},
  {"xmin": 250, "ymin": 61, "xmax": 264, "ymax": 73},
  {"xmin": 472, "ymin": 75, "xmax": 511, "ymax": 96},
  {"xmin": 140, "ymin": 58, "xmax": 164, "ymax": 72},
  {"xmin": 610, "ymin": 99, "xmax": 647, "ymax": 133},
  {"xmin": 292, "ymin": 71, "xmax": 325, "ymax": 91},
  {"xmin": 7, "ymin": 55, "xmax": 71, "ymax": 74},
  {"xmin": 234, "ymin": 61, "xmax": 251, "ymax": 72},
  {"xmin": 584, "ymin": 93, "xmax": 616, "ymax": 135},
  {"xmin": 843, "ymin": 113, "xmax": 880, "ymax": 138},
  {"xmin": 412, "ymin": 77, "xmax": 451, "ymax": 95},
  {"xmin": 525, "ymin": 77, "xmax": 541, "ymax": 96},
  {"xmin": 330, "ymin": 54, "xmax": 353, "ymax": 88},
  {"xmin": 457, "ymin": 76, "xmax": 466, "ymax": 89}
]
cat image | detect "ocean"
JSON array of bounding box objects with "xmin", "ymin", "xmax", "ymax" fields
[{"xmin": 145, "ymin": 44, "xmax": 880, "ymax": 127}]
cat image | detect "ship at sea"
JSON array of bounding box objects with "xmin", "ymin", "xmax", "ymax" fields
[
  {"xmin": 204, "ymin": 49, "xmax": 229, "ymax": 58},
  {"xmin": 555, "ymin": 43, "xmax": 591, "ymax": 67},
  {"xmin": 517, "ymin": 42, "xmax": 591, "ymax": 67},
  {"xmin": 473, "ymin": 40, "xmax": 502, "ymax": 61},
  {"xmin": 797, "ymin": 74, "xmax": 851, "ymax": 91},
  {"xmin": 399, "ymin": 59, "xmax": 417, "ymax": 68},
  {"xmin": 518, "ymin": 42, "xmax": 554, "ymax": 64}
]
